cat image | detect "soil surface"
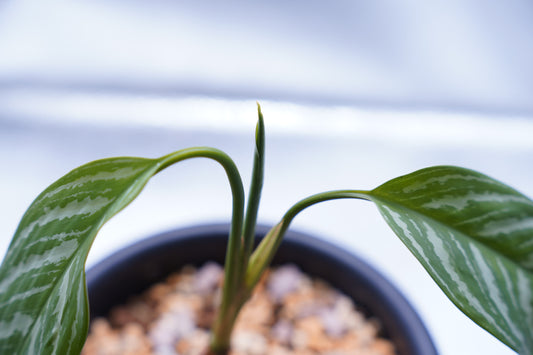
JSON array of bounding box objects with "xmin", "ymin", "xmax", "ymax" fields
[{"xmin": 82, "ymin": 263, "xmax": 396, "ymax": 355}]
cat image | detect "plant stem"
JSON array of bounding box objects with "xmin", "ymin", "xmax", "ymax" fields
[
  {"xmin": 282, "ymin": 190, "xmax": 372, "ymax": 230},
  {"xmin": 157, "ymin": 147, "xmax": 246, "ymax": 355},
  {"xmin": 210, "ymin": 106, "xmax": 266, "ymax": 354},
  {"xmin": 209, "ymin": 291, "xmax": 249, "ymax": 354},
  {"xmin": 246, "ymin": 190, "xmax": 372, "ymax": 291}
]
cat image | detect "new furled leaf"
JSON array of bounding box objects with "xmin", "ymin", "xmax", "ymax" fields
[
  {"xmin": 366, "ymin": 166, "xmax": 533, "ymax": 354},
  {"xmin": 0, "ymin": 149, "xmax": 244, "ymax": 355}
]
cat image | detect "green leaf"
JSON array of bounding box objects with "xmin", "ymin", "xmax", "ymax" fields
[
  {"xmin": 366, "ymin": 166, "xmax": 533, "ymax": 354},
  {"xmin": 0, "ymin": 148, "xmax": 244, "ymax": 355},
  {"xmin": 0, "ymin": 157, "xmax": 159, "ymax": 354},
  {"xmin": 242, "ymin": 103, "xmax": 266, "ymax": 262}
]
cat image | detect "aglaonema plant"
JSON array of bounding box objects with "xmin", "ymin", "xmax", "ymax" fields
[{"xmin": 0, "ymin": 104, "xmax": 532, "ymax": 354}]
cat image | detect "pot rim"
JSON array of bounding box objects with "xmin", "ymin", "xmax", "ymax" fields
[{"xmin": 86, "ymin": 223, "xmax": 437, "ymax": 355}]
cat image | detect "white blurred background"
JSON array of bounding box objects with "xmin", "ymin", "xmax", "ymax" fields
[{"xmin": 1, "ymin": 1, "xmax": 533, "ymax": 354}]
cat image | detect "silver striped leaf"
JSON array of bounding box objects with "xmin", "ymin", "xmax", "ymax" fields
[
  {"xmin": 0, "ymin": 157, "xmax": 164, "ymax": 354},
  {"xmin": 366, "ymin": 166, "xmax": 533, "ymax": 354}
]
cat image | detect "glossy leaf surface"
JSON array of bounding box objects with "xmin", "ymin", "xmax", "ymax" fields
[
  {"xmin": 0, "ymin": 149, "xmax": 243, "ymax": 355},
  {"xmin": 367, "ymin": 166, "xmax": 533, "ymax": 354},
  {"xmin": 0, "ymin": 157, "xmax": 160, "ymax": 354}
]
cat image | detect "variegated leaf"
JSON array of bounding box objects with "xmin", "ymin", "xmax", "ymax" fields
[
  {"xmin": 0, "ymin": 147, "xmax": 242, "ymax": 355},
  {"xmin": 366, "ymin": 166, "xmax": 533, "ymax": 354},
  {"xmin": 0, "ymin": 157, "xmax": 162, "ymax": 354}
]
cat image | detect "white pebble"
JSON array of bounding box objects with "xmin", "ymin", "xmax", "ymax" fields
[{"xmin": 267, "ymin": 264, "xmax": 304, "ymax": 302}]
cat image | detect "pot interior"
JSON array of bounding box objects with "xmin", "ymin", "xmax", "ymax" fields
[{"xmin": 86, "ymin": 224, "xmax": 437, "ymax": 355}]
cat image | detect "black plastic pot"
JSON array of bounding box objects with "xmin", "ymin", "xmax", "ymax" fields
[{"xmin": 87, "ymin": 224, "xmax": 437, "ymax": 355}]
